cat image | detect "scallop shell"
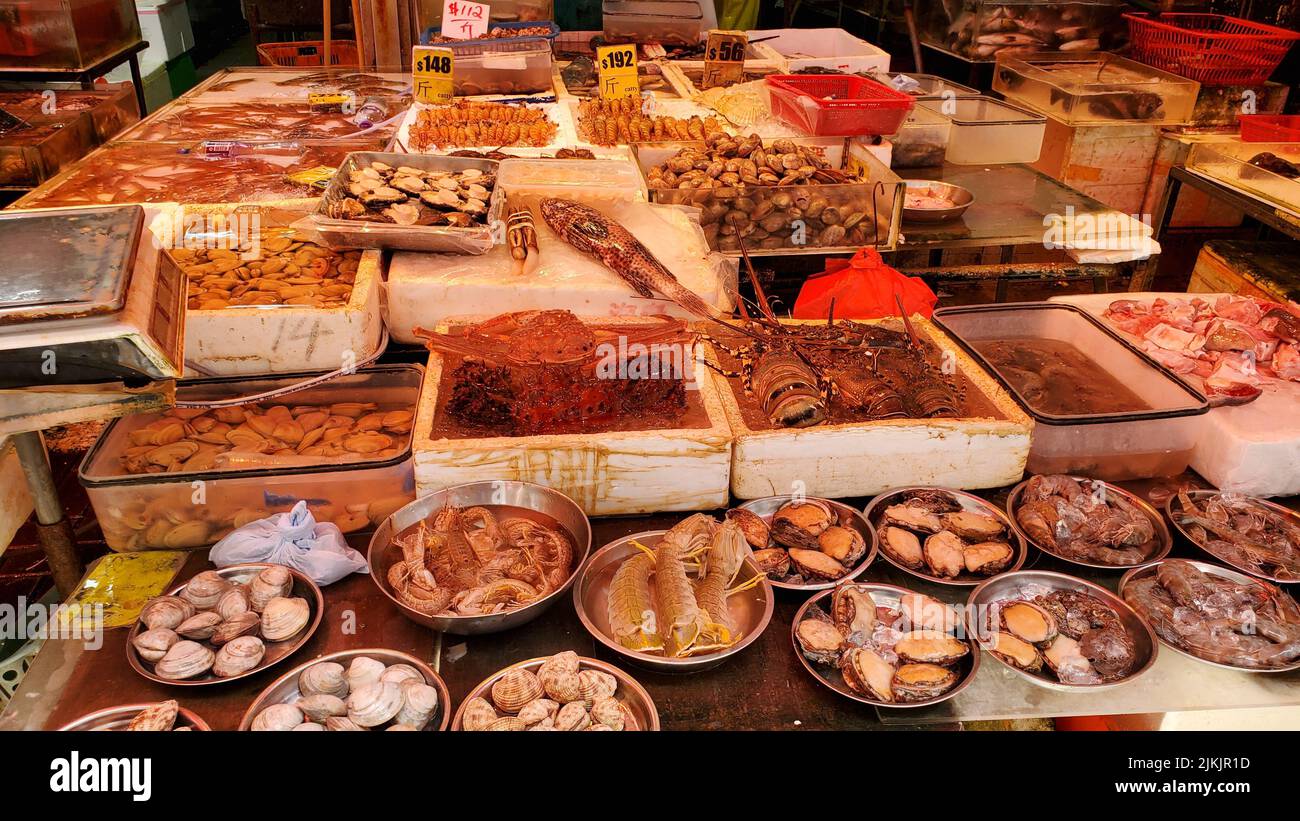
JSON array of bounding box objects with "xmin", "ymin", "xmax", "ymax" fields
[
  {"xmin": 516, "ymin": 698, "xmax": 559, "ymax": 727},
  {"xmin": 486, "ymin": 716, "xmax": 526, "ymax": 731},
  {"xmin": 491, "ymin": 668, "xmax": 544, "ymax": 714},
  {"xmin": 346, "ymin": 681, "xmax": 404, "ymax": 727},
  {"xmin": 131, "ymin": 628, "xmax": 179, "ymax": 663},
  {"xmin": 211, "ymin": 611, "xmax": 260, "ymax": 645},
  {"xmin": 460, "ymin": 696, "xmax": 498, "ymax": 731},
  {"xmin": 300, "ymin": 661, "xmax": 349, "ymax": 698},
  {"xmin": 252, "ymin": 702, "xmax": 303, "ymax": 731},
  {"xmin": 214, "ymin": 586, "xmax": 252, "ymax": 620},
  {"xmin": 249, "ymin": 565, "xmax": 293, "ymax": 611},
  {"xmin": 154, "ymin": 640, "xmax": 215, "ymax": 680},
  {"xmin": 175, "ymin": 611, "xmax": 223, "ymax": 641},
  {"xmin": 260, "ymin": 596, "xmax": 310, "ymax": 642},
  {"xmin": 346, "ymin": 656, "xmax": 385, "ymax": 692},
  {"xmin": 395, "ymin": 681, "xmax": 439, "ymax": 729},
  {"xmin": 577, "ymin": 669, "xmax": 618, "ymax": 708},
  {"xmin": 298, "ymin": 693, "xmax": 348, "ymax": 721},
  {"xmin": 126, "ymin": 700, "xmax": 178, "ymax": 731},
  {"xmin": 589, "ymin": 695, "xmax": 626, "ymax": 731},
  {"xmin": 212, "ymin": 635, "xmax": 265, "ymax": 677},
  {"xmin": 181, "ymin": 570, "xmax": 230, "ymax": 609},
  {"xmin": 139, "ymin": 596, "xmax": 196, "ymax": 631},
  {"xmin": 325, "ymin": 716, "xmax": 365, "ymax": 731},
  {"xmin": 554, "ymin": 701, "xmax": 591, "ymax": 731},
  {"xmin": 539, "ymin": 666, "xmax": 582, "ymax": 704},
  {"xmin": 378, "ymin": 663, "xmax": 424, "ymax": 685}
]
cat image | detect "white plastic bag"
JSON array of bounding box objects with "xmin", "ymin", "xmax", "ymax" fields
[{"xmin": 208, "ymin": 501, "xmax": 368, "ymax": 586}]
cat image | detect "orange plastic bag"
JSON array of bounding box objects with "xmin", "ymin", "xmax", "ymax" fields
[{"xmin": 792, "ymin": 247, "xmax": 937, "ymax": 320}]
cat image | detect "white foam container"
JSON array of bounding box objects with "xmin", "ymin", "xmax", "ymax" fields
[{"xmin": 750, "ymin": 28, "xmax": 891, "ymax": 74}]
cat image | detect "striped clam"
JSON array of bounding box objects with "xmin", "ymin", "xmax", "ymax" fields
[
  {"xmin": 250, "ymin": 656, "xmax": 442, "ymax": 731},
  {"xmin": 458, "ymin": 652, "xmax": 638, "ymax": 732}
]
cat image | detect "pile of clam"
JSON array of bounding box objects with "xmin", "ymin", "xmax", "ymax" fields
[
  {"xmin": 326, "ymin": 160, "xmax": 493, "ymax": 227},
  {"xmin": 461, "ymin": 652, "xmax": 632, "ymax": 731},
  {"xmin": 131, "ymin": 567, "xmax": 311, "ymax": 681},
  {"xmin": 878, "ymin": 490, "xmax": 1014, "ymax": 580},
  {"xmin": 251, "ymin": 656, "xmax": 441, "ymax": 731},
  {"xmin": 796, "ymin": 584, "xmax": 971, "ymax": 704},
  {"xmin": 728, "ymin": 499, "xmax": 867, "ymax": 584}
]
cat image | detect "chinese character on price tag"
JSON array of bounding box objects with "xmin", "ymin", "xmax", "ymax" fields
[
  {"xmin": 412, "ymin": 46, "xmax": 455, "ymax": 105},
  {"xmin": 441, "ymin": 0, "xmax": 489, "ymax": 40},
  {"xmin": 702, "ymin": 30, "xmax": 747, "ymax": 89},
  {"xmin": 596, "ymin": 43, "xmax": 639, "ymax": 101}
]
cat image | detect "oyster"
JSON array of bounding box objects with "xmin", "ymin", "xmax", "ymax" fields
[
  {"xmin": 893, "ymin": 663, "xmax": 959, "ymax": 702},
  {"xmin": 155, "ymin": 640, "xmax": 215, "ymax": 680},
  {"xmin": 347, "ymin": 681, "xmax": 405, "ymax": 727},
  {"xmin": 1043, "ymin": 634, "xmax": 1102, "ymax": 685},
  {"xmin": 726, "ymin": 508, "xmax": 770, "ymax": 549},
  {"xmin": 830, "ymin": 584, "xmax": 875, "ymax": 639},
  {"xmin": 300, "ymin": 661, "xmax": 349, "ymax": 698},
  {"xmin": 260, "ymin": 596, "xmax": 310, "ymax": 641},
  {"xmin": 818, "ymin": 526, "xmax": 867, "ymax": 566},
  {"xmin": 1000, "ymin": 601, "xmax": 1058, "ymax": 645},
  {"xmin": 175, "ymin": 611, "xmax": 223, "ymax": 641},
  {"xmin": 795, "ymin": 617, "xmax": 846, "ymax": 665},
  {"xmin": 940, "ymin": 510, "xmax": 1005, "ymax": 540},
  {"xmin": 771, "ymin": 499, "xmax": 835, "ymax": 550},
  {"xmin": 126, "ymin": 700, "xmax": 179, "ymax": 731},
  {"xmin": 900, "ymin": 593, "xmax": 961, "ymax": 633},
  {"xmin": 132, "ymin": 628, "xmax": 180, "ymax": 663},
  {"xmin": 252, "ymin": 703, "xmax": 304, "ymax": 731},
  {"xmin": 841, "ymin": 647, "xmax": 896, "ymax": 702},
  {"xmin": 883, "ymin": 504, "xmax": 942, "ymax": 533},
  {"xmin": 298, "ymin": 693, "xmax": 348, "ymax": 721},
  {"xmin": 211, "ymin": 611, "xmax": 260, "ymax": 645},
  {"xmin": 923, "ymin": 531, "xmax": 966, "ymax": 578},
  {"xmin": 964, "ymin": 540, "xmax": 1015, "ymax": 575},
  {"xmin": 880, "ymin": 526, "xmax": 924, "ymax": 570},
  {"xmin": 989, "ymin": 632, "xmax": 1043, "ymax": 671},
  {"xmin": 788, "ymin": 547, "xmax": 845, "ymax": 580},
  {"xmin": 491, "ymin": 668, "xmax": 544, "ymax": 714},
  {"xmin": 212, "ymin": 635, "xmax": 265, "ymax": 677},
  {"xmin": 894, "ymin": 630, "xmax": 969, "ymax": 665},
  {"xmin": 752, "ymin": 547, "xmax": 791, "ymax": 578}
]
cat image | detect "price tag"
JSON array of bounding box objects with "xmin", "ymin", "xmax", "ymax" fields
[
  {"xmin": 596, "ymin": 43, "xmax": 639, "ymax": 101},
  {"xmin": 307, "ymin": 91, "xmax": 352, "ymax": 112},
  {"xmin": 412, "ymin": 46, "xmax": 455, "ymax": 105},
  {"xmin": 702, "ymin": 29, "xmax": 747, "ymax": 89},
  {"xmin": 441, "ymin": 0, "xmax": 489, "ymax": 39}
]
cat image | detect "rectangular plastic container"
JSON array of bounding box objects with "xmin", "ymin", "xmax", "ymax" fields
[
  {"xmin": 920, "ymin": 96, "xmax": 1045, "ymax": 164},
  {"xmin": 1186, "ymin": 141, "xmax": 1300, "ymax": 214},
  {"xmin": 765, "ymin": 74, "xmax": 915, "ymax": 137},
  {"xmin": 889, "ymin": 104, "xmax": 951, "ymax": 168},
  {"xmin": 421, "ymin": 20, "xmax": 560, "ymax": 54},
  {"xmin": 0, "ymin": 0, "xmax": 141, "ymax": 70},
  {"xmin": 602, "ymin": 1, "xmax": 703, "ymax": 46},
  {"xmin": 919, "ymin": 0, "xmax": 1124, "ymax": 62},
  {"xmin": 889, "ymin": 72, "xmax": 978, "ymax": 99},
  {"xmin": 749, "ymin": 27, "xmax": 891, "ymax": 73},
  {"xmin": 496, "ymin": 157, "xmax": 647, "ymax": 207},
  {"xmin": 1239, "ymin": 115, "xmax": 1300, "ymax": 143},
  {"xmin": 0, "ymin": 109, "xmax": 97, "ymax": 186},
  {"xmin": 0, "ymin": 82, "xmax": 139, "ymax": 143},
  {"xmin": 932, "ymin": 303, "xmax": 1209, "ymax": 481},
  {"xmin": 993, "ymin": 51, "xmax": 1199, "ymax": 126},
  {"xmin": 452, "ymin": 44, "xmax": 553, "ymax": 95},
  {"xmin": 79, "ymin": 365, "xmax": 423, "ymax": 551}
]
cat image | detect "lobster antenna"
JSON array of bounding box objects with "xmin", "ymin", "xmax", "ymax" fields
[
  {"xmin": 735, "ymin": 232, "xmax": 779, "ymax": 324},
  {"xmin": 895, "ymin": 292, "xmax": 922, "ymax": 348},
  {"xmin": 827, "ymin": 298, "xmax": 836, "ymax": 326}
]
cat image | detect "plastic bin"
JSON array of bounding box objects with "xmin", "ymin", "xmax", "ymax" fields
[
  {"xmin": 452, "ymin": 44, "xmax": 553, "ymax": 95},
  {"xmin": 919, "ymin": 96, "xmax": 1045, "ymax": 164},
  {"xmin": 1239, "ymin": 115, "xmax": 1300, "ymax": 143},
  {"xmin": 0, "ymin": 109, "xmax": 96, "ymax": 187},
  {"xmin": 993, "ymin": 51, "xmax": 1199, "ymax": 126},
  {"xmin": 765, "ymin": 74, "xmax": 914, "ymax": 137},
  {"xmin": 79, "ymin": 365, "xmax": 423, "ymax": 551},
  {"xmin": 889, "ymin": 104, "xmax": 951, "ymax": 168},
  {"xmin": 602, "ymin": 1, "xmax": 703, "ymax": 46},
  {"xmin": 496, "ymin": 157, "xmax": 647, "ymax": 207},
  {"xmin": 0, "ymin": 82, "xmax": 139, "ymax": 143},
  {"xmin": 889, "ymin": 72, "xmax": 978, "ymax": 99},
  {"xmin": 749, "ymin": 27, "xmax": 891, "ymax": 74},
  {"xmin": 1185, "ymin": 141, "xmax": 1300, "ymax": 214},
  {"xmin": 256, "ymin": 40, "xmax": 360, "ymax": 67},
  {"xmin": 1125, "ymin": 13, "xmax": 1300, "ymax": 86},
  {"xmin": 919, "ymin": 0, "xmax": 1125, "ymax": 63},
  {"xmin": 421, "ymin": 20, "xmax": 560, "ymax": 54},
  {"xmin": 933, "ymin": 303, "xmax": 1209, "ymax": 481}
]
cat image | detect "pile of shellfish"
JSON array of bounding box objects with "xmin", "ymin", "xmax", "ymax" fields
[
  {"xmin": 727, "ymin": 499, "xmax": 868, "ymax": 584},
  {"xmin": 877, "ymin": 489, "xmax": 1014, "ymax": 580},
  {"xmin": 983, "ymin": 589, "xmax": 1137, "ymax": 685},
  {"xmin": 131, "ymin": 567, "xmax": 312, "ymax": 681},
  {"xmin": 326, "ymin": 160, "xmax": 494, "ymax": 227},
  {"xmin": 250, "ymin": 656, "xmax": 441, "ymax": 731},
  {"xmin": 460, "ymin": 652, "xmax": 634, "ymax": 731},
  {"xmin": 177, "ymin": 232, "xmax": 360, "ymax": 311},
  {"xmin": 795, "ymin": 584, "xmax": 971, "ymax": 704}
]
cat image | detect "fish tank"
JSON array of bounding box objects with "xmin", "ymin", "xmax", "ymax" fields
[
  {"xmin": 993, "ymin": 52, "xmax": 1198, "ymax": 125},
  {"xmin": 0, "ymin": 108, "xmax": 95, "ymax": 186},
  {"xmin": 0, "ymin": 0, "xmax": 142, "ymax": 70},
  {"xmin": 1186, "ymin": 141, "xmax": 1300, "ymax": 215},
  {"xmin": 918, "ymin": 0, "xmax": 1126, "ymax": 62}
]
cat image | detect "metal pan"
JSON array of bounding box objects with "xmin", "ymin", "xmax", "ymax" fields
[
  {"xmin": 966, "ymin": 569, "xmax": 1159, "ymax": 691},
  {"xmin": 1119, "ymin": 559, "xmax": 1300, "ymax": 674},
  {"xmin": 126, "ymin": 563, "xmax": 323, "ymax": 687},
  {"xmin": 451, "ymin": 655, "xmax": 659, "ymax": 731},
  {"xmin": 863, "ymin": 486, "xmax": 1026, "ymax": 587},
  {"xmin": 573, "ymin": 529, "xmax": 774, "ymax": 673},
  {"xmin": 367, "ymin": 480, "xmax": 592, "ymax": 635},
  {"xmin": 735, "ymin": 495, "xmax": 877, "ymax": 591},
  {"xmin": 238, "ymin": 648, "xmax": 452, "ymax": 730},
  {"xmin": 901, "ymin": 180, "xmax": 974, "ymax": 223},
  {"xmin": 1165, "ymin": 490, "xmax": 1300, "ymax": 584},
  {"xmin": 791, "ymin": 582, "xmax": 980, "ymax": 709},
  {"xmin": 1006, "ymin": 476, "xmax": 1172, "ymax": 571},
  {"xmin": 59, "ymin": 703, "xmax": 210, "ymax": 731}
]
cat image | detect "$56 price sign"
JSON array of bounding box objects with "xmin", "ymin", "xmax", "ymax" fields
[{"xmin": 412, "ymin": 46, "xmax": 455, "ymax": 105}]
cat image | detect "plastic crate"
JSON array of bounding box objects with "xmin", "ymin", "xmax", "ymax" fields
[
  {"xmin": 420, "ymin": 20, "xmax": 559, "ymax": 56},
  {"xmin": 257, "ymin": 40, "xmax": 360, "ymax": 67},
  {"xmin": 1125, "ymin": 13, "xmax": 1300, "ymax": 86},
  {"xmin": 764, "ymin": 74, "xmax": 914, "ymax": 137},
  {"xmin": 1239, "ymin": 114, "xmax": 1300, "ymax": 143}
]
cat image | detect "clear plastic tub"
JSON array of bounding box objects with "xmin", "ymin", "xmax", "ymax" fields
[
  {"xmin": 933, "ymin": 303, "xmax": 1209, "ymax": 481},
  {"xmin": 1186, "ymin": 141, "xmax": 1300, "ymax": 214},
  {"xmin": 496, "ymin": 157, "xmax": 648, "ymax": 207},
  {"xmin": 993, "ymin": 52, "xmax": 1199, "ymax": 126},
  {"xmin": 452, "ymin": 45, "xmax": 554, "ymax": 95},
  {"xmin": 602, "ymin": 0, "xmax": 704, "ymax": 46},
  {"xmin": 889, "ymin": 72, "xmax": 979, "ymax": 98},
  {"xmin": 0, "ymin": 109, "xmax": 96, "ymax": 186},
  {"xmin": 0, "ymin": 0, "xmax": 141, "ymax": 70},
  {"xmin": 889, "ymin": 104, "xmax": 951, "ymax": 168},
  {"xmin": 0, "ymin": 82, "xmax": 139, "ymax": 143},
  {"xmin": 918, "ymin": 0, "xmax": 1125, "ymax": 63},
  {"xmin": 79, "ymin": 365, "xmax": 423, "ymax": 551},
  {"xmin": 919, "ymin": 96, "xmax": 1045, "ymax": 164}
]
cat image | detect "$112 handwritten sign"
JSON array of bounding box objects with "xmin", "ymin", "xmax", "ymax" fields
[
  {"xmin": 412, "ymin": 46, "xmax": 455, "ymax": 105},
  {"xmin": 441, "ymin": 0, "xmax": 489, "ymax": 39}
]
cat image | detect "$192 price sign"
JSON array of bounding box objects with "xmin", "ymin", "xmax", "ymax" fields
[
  {"xmin": 596, "ymin": 43, "xmax": 640, "ymax": 101},
  {"xmin": 412, "ymin": 46, "xmax": 455, "ymax": 105}
]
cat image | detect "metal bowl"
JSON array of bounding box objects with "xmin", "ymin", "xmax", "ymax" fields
[
  {"xmin": 791, "ymin": 582, "xmax": 980, "ymax": 709},
  {"xmin": 901, "ymin": 180, "xmax": 974, "ymax": 223},
  {"xmin": 1119, "ymin": 559, "xmax": 1300, "ymax": 674},
  {"xmin": 1006, "ymin": 476, "xmax": 1172, "ymax": 571},
  {"xmin": 863, "ymin": 486, "xmax": 1026, "ymax": 587},
  {"xmin": 126, "ymin": 562, "xmax": 323, "ymax": 687},
  {"xmin": 736, "ymin": 495, "xmax": 877, "ymax": 591},
  {"xmin": 367, "ymin": 481, "xmax": 592, "ymax": 635},
  {"xmin": 451, "ymin": 655, "xmax": 659, "ymax": 731},
  {"xmin": 1165, "ymin": 490, "xmax": 1300, "ymax": 584},
  {"xmin": 59, "ymin": 703, "xmax": 210, "ymax": 731},
  {"xmin": 573, "ymin": 529, "xmax": 774, "ymax": 673},
  {"xmin": 966, "ymin": 569, "xmax": 1159, "ymax": 691},
  {"xmin": 238, "ymin": 648, "xmax": 452, "ymax": 730}
]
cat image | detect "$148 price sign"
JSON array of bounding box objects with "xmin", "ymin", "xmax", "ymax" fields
[
  {"xmin": 412, "ymin": 46, "xmax": 455, "ymax": 105},
  {"xmin": 596, "ymin": 43, "xmax": 640, "ymax": 101}
]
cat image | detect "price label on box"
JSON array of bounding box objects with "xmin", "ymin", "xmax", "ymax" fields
[
  {"xmin": 412, "ymin": 46, "xmax": 455, "ymax": 105},
  {"xmin": 441, "ymin": 0, "xmax": 489, "ymax": 39},
  {"xmin": 702, "ymin": 29, "xmax": 747, "ymax": 89},
  {"xmin": 596, "ymin": 43, "xmax": 639, "ymax": 101}
]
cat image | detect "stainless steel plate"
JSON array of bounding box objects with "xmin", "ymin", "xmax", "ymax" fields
[
  {"xmin": 966, "ymin": 569, "xmax": 1159, "ymax": 691},
  {"xmin": 736, "ymin": 495, "xmax": 877, "ymax": 591},
  {"xmin": 901, "ymin": 180, "xmax": 974, "ymax": 223},
  {"xmin": 1165, "ymin": 490, "xmax": 1300, "ymax": 584},
  {"xmin": 573, "ymin": 529, "xmax": 774, "ymax": 673},
  {"xmin": 59, "ymin": 703, "xmax": 210, "ymax": 731},
  {"xmin": 125, "ymin": 563, "xmax": 323, "ymax": 687}
]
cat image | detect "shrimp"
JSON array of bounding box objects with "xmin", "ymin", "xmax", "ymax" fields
[
  {"xmin": 692, "ymin": 519, "xmax": 763, "ymax": 653},
  {"xmin": 654, "ymin": 514, "xmax": 716, "ymax": 658}
]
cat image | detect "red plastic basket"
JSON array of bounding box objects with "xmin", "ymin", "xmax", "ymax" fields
[
  {"xmin": 1125, "ymin": 13, "xmax": 1300, "ymax": 86},
  {"xmin": 257, "ymin": 40, "xmax": 360, "ymax": 67},
  {"xmin": 764, "ymin": 74, "xmax": 914, "ymax": 137},
  {"xmin": 1239, "ymin": 114, "xmax": 1300, "ymax": 142}
]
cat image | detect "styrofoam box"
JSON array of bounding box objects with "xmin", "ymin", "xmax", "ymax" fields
[{"xmin": 751, "ymin": 28, "xmax": 891, "ymax": 74}]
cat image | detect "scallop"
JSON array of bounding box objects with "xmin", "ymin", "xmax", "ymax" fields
[
  {"xmin": 893, "ymin": 663, "xmax": 959, "ymax": 702},
  {"xmin": 1000, "ymin": 600, "xmax": 1058, "ymax": 645},
  {"xmin": 923, "ymin": 531, "xmax": 966, "ymax": 578},
  {"xmin": 989, "ymin": 631, "xmax": 1043, "ymax": 672},
  {"xmin": 882, "ymin": 504, "xmax": 942, "ymax": 533},
  {"xmin": 964, "ymin": 540, "xmax": 1015, "ymax": 576},
  {"xmin": 894, "ymin": 630, "xmax": 970, "ymax": 665},
  {"xmin": 941, "ymin": 510, "xmax": 1005, "ymax": 540},
  {"xmin": 795, "ymin": 617, "xmax": 846, "ymax": 665},
  {"xmin": 841, "ymin": 647, "xmax": 896, "ymax": 702},
  {"xmin": 880, "ymin": 526, "xmax": 924, "ymax": 570}
]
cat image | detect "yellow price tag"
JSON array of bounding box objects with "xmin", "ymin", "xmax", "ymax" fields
[
  {"xmin": 596, "ymin": 43, "xmax": 640, "ymax": 101},
  {"xmin": 413, "ymin": 46, "xmax": 455, "ymax": 105},
  {"xmin": 702, "ymin": 30, "xmax": 747, "ymax": 89},
  {"xmin": 307, "ymin": 92, "xmax": 352, "ymax": 112}
]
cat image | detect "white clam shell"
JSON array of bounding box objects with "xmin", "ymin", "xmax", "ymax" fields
[
  {"xmin": 212, "ymin": 635, "xmax": 265, "ymax": 677},
  {"xmin": 260, "ymin": 596, "xmax": 310, "ymax": 642},
  {"xmin": 175, "ymin": 611, "xmax": 223, "ymax": 641},
  {"xmin": 346, "ymin": 681, "xmax": 404, "ymax": 727},
  {"xmin": 325, "ymin": 716, "xmax": 365, "ymax": 731},
  {"xmin": 249, "ymin": 566, "xmax": 293, "ymax": 612},
  {"xmin": 252, "ymin": 702, "xmax": 303, "ymax": 731},
  {"xmin": 155, "ymin": 640, "xmax": 215, "ymax": 680},
  {"xmin": 214, "ymin": 586, "xmax": 252, "ymax": 620},
  {"xmin": 131, "ymin": 628, "xmax": 179, "ymax": 663},
  {"xmin": 139, "ymin": 596, "xmax": 195, "ymax": 631},
  {"xmin": 460, "ymin": 696, "xmax": 498, "ymax": 731},
  {"xmin": 293, "ymin": 722, "xmax": 326, "ymax": 731},
  {"xmin": 299, "ymin": 661, "xmax": 348, "ymax": 698},
  {"xmin": 395, "ymin": 681, "xmax": 439, "ymax": 729},
  {"xmin": 181, "ymin": 570, "xmax": 230, "ymax": 609},
  {"xmin": 346, "ymin": 656, "xmax": 385, "ymax": 692},
  {"xmin": 298, "ymin": 693, "xmax": 348, "ymax": 722},
  {"xmin": 379, "ymin": 663, "xmax": 424, "ymax": 685}
]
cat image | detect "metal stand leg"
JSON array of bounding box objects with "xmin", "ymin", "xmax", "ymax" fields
[
  {"xmin": 12, "ymin": 431, "xmax": 82, "ymax": 598},
  {"xmin": 128, "ymin": 54, "xmax": 147, "ymax": 115}
]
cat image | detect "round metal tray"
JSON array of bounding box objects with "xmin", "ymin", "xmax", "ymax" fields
[
  {"xmin": 238, "ymin": 648, "xmax": 452, "ymax": 730},
  {"xmin": 1165, "ymin": 490, "xmax": 1300, "ymax": 584},
  {"xmin": 451, "ymin": 655, "xmax": 659, "ymax": 731},
  {"xmin": 126, "ymin": 562, "xmax": 323, "ymax": 687},
  {"xmin": 736, "ymin": 495, "xmax": 877, "ymax": 591},
  {"xmin": 573, "ymin": 528, "xmax": 774, "ymax": 673},
  {"xmin": 1006, "ymin": 476, "xmax": 1172, "ymax": 571},
  {"xmin": 59, "ymin": 703, "xmax": 211, "ymax": 731},
  {"xmin": 1118, "ymin": 559, "xmax": 1300, "ymax": 674},
  {"xmin": 966, "ymin": 569, "xmax": 1159, "ymax": 691},
  {"xmin": 901, "ymin": 180, "xmax": 974, "ymax": 223},
  {"xmin": 791, "ymin": 582, "xmax": 980, "ymax": 709},
  {"xmin": 367, "ymin": 480, "xmax": 592, "ymax": 635},
  {"xmin": 863, "ymin": 486, "xmax": 1026, "ymax": 587}
]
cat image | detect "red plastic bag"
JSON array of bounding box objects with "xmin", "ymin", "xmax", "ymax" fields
[{"xmin": 792, "ymin": 247, "xmax": 937, "ymax": 320}]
